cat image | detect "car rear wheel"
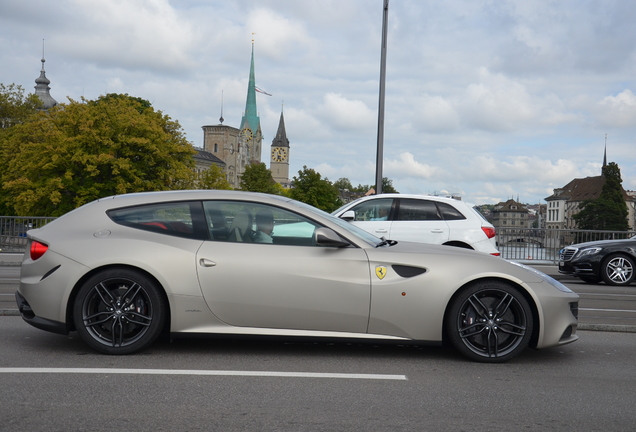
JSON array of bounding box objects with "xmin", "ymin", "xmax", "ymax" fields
[
  {"xmin": 446, "ymin": 281, "xmax": 533, "ymax": 363},
  {"xmin": 601, "ymin": 254, "xmax": 635, "ymax": 286},
  {"xmin": 73, "ymin": 268, "xmax": 166, "ymax": 354}
]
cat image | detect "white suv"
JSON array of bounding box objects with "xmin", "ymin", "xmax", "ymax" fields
[{"xmin": 332, "ymin": 194, "xmax": 499, "ymax": 255}]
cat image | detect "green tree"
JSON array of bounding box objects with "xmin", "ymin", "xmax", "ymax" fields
[
  {"xmin": 353, "ymin": 177, "xmax": 398, "ymax": 194},
  {"xmin": 0, "ymin": 94, "xmax": 196, "ymax": 216},
  {"xmin": 573, "ymin": 162, "xmax": 630, "ymax": 231},
  {"xmin": 0, "ymin": 83, "xmax": 42, "ymax": 129},
  {"xmin": 333, "ymin": 177, "xmax": 354, "ymax": 191},
  {"xmin": 197, "ymin": 164, "xmax": 232, "ymax": 190},
  {"xmin": 239, "ymin": 162, "xmax": 278, "ymax": 194},
  {"xmin": 289, "ymin": 166, "xmax": 339, "ymax": 212}
]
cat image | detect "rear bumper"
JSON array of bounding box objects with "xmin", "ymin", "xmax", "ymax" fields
[{"xmin": 15, "ymin": 290, "xmax": 69, "ymax": 335}]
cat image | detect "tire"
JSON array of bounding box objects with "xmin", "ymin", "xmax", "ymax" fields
[
  {"xmin": 73, "ymin": 268, "xmax": 167, "ymax": 354},
  {"xmin": 601, "ymin": 254, "xmax": 635, "ymax": 286},
  {"xmin": 446, "ymin": 281, "xmax": 533, "ymax": 363}
]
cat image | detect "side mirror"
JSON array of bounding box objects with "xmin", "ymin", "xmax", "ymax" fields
[
  {"xmin": 340, "ymin": 210, "xmax": 355, "ymax": 221},
  {"xmin": 315, "ymin": 227, "xmax": 350, "ymax": 248}
]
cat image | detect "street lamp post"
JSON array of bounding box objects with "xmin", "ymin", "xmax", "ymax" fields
[{"xmin": 374, "ymin": 0, "xmax": 389, "ymax": 195}]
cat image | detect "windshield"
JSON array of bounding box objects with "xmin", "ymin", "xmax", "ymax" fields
[{"xmin": 290, "ymin": 200, "xmax": 383, "ymax": 246}]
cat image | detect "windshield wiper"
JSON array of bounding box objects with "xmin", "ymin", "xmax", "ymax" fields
[{"xmin": 376, "ymin": 236, "xmax": 398, "ymax": 247}]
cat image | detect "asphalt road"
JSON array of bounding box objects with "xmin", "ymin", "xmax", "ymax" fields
[{"xmin": 1, "ymin": 315, "xmax": 635, "ymax": 431}]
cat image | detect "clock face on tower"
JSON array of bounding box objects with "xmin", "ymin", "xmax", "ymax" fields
[
  {"xmin": 271, "ymin": 147, "xmax": 288, "ymax": 162},
  {"xmin": 241, "ymin": 128, "xmax": 253, "ymax": 140}
]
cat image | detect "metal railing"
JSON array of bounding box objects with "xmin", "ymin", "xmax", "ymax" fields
[
  {"xmin": 496, "ymin": 227, "xmax": 636, "ymax": 264},
  {"xmin": 2, "ymin": 215, "xmax": 635, "ymax": 265},
  {"xmin": 0, "ymin": 217, "xmax": 57, "ymax": 253}
]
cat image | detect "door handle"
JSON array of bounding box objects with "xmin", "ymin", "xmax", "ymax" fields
[
  {"xmin": 199, "ymin": 258, "xmax": 217, "ymax": 267},
  {"xmin": 431, "ymin": 229, "xmax": 444, "ymax": 233},
  {"xmin": 375, "ymin": 229, "xmax": 388, "ymax": 233}
]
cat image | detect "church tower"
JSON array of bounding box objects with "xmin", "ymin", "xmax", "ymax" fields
[
  {"xmin": 201, "ymin": 42, "xmax": 263, "ymax": 189},
  {"xmin": 238, "ymin": 42, "xmax": 263, "ymax": 168},
  {"xmin": 270, "ymin": 109, "xmax": 290, "ymax": 187}
]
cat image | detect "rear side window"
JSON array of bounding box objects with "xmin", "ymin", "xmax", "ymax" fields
[
  {"xmin": 107, "ymin": 201, "xmax": 202, "ymax": 239},
  {"xmin": 396, "ymin": 199, "xmax": 442, "ymax": 221},
  {"xmin": 437, "ymin": 202, "xmax": 466, "ymax": 220}
]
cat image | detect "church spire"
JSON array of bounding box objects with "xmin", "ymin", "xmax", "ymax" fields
[
  {"xmin": 603, "ymin": 133, "xmax": 607, "ymax": 169},
  {"xmin": 34, "ymin": 40, "xmax": 57, "ymax": 110},
  {"xmin": 239, "ymin": 42, "xmax": 260, "ymax": 135},
  {"xmin": 272, "ymin": 107, "xmax": 289, "ymax": 148}
]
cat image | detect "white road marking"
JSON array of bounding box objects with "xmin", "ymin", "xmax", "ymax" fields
[
  {"xmin": 580, "ymin": 308, "xmax": 636, "ymax": 313},
  {"xmin": 0, "ymin": 368, "xmax": 407, "ymax": 380}
]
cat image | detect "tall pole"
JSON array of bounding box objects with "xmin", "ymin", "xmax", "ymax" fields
[{"xmin": 375, "ymin": 0, "xmax": 389, "ymax": 195}]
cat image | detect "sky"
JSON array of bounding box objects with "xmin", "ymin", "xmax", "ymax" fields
[{"xmin": 2, "ymin": 0, "xmax": 636, "ymax": 205}]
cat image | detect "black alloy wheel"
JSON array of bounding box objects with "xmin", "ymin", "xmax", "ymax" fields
[
  {"xmin": 446, "ymin": 281, "xmax": 533, "ymax": 363},
  {"xmin": 73, "ymin": 268, "xmax": 166, "ymax": 354},
  {"xmin": 601, "ymin": 254, "xmax": 635, "ymax": 286}
]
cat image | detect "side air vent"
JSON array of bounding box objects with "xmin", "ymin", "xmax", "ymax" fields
[
  {"xmin": 40, "ymin": 265, "xmax": 61, "ymax": 281},
  {"xmin": 392, "ymin": 265, "xmax": 427, "ymax": 278}
]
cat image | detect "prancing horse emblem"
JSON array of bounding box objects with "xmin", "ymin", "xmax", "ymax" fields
[{"xmin": 375, "ymin": 266, "xmax": 387, "ymax": 280}]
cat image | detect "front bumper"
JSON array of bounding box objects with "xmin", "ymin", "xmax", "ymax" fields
[{"xmin": 559, "ymin": 260, "xmax": 599, "ymax": 277}]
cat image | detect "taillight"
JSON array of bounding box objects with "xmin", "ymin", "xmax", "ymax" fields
[
  {"xmin": 30, "ymin": 241, "xmax": 48, "ymax": 260},
  {"xmin": 481, "ymin": 226, "xmax": 496, "ymax": 239}
]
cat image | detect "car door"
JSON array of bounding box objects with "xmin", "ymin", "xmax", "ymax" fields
[
  {"xmin": 346, "ymin": 198, "xmax": 394, "ymax": 238},
  {"xmin": 389, "ymin": 198, "xmax": 450, "ymax": 244},
  {"xmin": 196, "ymin": 200, "xmax": 372, "ymax": 333}
]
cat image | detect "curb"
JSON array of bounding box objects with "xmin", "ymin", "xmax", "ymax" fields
[{"xmin": 1, "ymin": 309, "xmax": 19, "ymax": 316}]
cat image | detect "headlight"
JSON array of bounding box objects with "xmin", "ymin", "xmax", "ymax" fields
[
  {"xmin": 577, "ymin": 247, "xmax": 602, "ymax": 258},
  {"xmin": 510, "ymin": 261, "xmax": 574, "ymax": 293}
]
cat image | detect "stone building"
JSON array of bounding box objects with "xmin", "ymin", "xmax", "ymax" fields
[
  {"xmin": 193, "ymin": 147, "xmax": 226, "ymax": 176},
  {"xmin": 491, "ymin": 199, "xmax": 530, "ymax": 229},
  {"xmin": 202, "ymin": 44, "xmax": 264, "ymax": 189},
  {"xmin": 544, "ymin": 151, "xmax": 635, "ymax": 230},
  {"xmin": 201, "ymin": 43, "xmax": 293, "ymax": 189}
]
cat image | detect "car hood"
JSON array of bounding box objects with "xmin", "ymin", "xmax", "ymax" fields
[
  {"xmin": 566, "ymin": 238, "xmax": 636, "ymax": 249},
  {"xmin": 366, "ymin": 240, "xmax": 545, "ymax": 284}
]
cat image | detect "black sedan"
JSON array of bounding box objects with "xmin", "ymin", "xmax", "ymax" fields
[{"xmin": 559, "ymin": 236, "xmax": 636, "ymax": 285}]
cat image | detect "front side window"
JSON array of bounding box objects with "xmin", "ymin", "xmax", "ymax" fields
[
  {"xmin": 349, "ymin": 198, "xmax": 393, "ymax": 221},
  {"xmin": 202, "ymin": 201, "xmax": 323, "ymax": 246},
  {"xmin": 108, "ymin": 201, "xmax": 201, "ymax": 239}
]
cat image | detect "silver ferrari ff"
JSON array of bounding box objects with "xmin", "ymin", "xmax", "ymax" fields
[{"xmin": 16, "ymin": 190, "xmax": 579, "ymax": 362}]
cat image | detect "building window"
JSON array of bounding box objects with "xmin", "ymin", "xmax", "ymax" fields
[{"xmin": 214, "ymin": 143, "xmax": 218, "ymax": 152}]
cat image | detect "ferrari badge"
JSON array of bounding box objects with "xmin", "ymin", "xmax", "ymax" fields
[{"xmin": 375, "ymin": 266, "xmax": 387, "ymax": 280}]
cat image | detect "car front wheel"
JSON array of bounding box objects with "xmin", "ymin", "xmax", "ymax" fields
[
  {"xmin": 446, "ymin": 281, "xmax": 533, "ymax": 363},
  {"xmin": 73, "ymin": 268, "xmax": 167, "ymax": 354},
  {"xmin": 601, "ymin": 254, "xmax": 635, "ymax": 286}
]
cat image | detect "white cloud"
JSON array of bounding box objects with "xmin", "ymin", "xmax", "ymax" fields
[
  {"xmin": 3, "ymin": 0, "xmax": 636, "ymax": 205},
  {"xmin": 315, "ymin": 93, "xmax": 375, "ymax": 131},
  {"xmin": 385, "ymin": 152, "xmax": 442, "ymax": 179},
  {"xmin": 55, "ymin": 0, "xmax": 198, "ymax": 72},
  {"xmin": 597, "ymin": 89, "xmax": 636, "ymax": 127}
]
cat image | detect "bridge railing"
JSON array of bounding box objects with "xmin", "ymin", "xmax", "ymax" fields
[
  {"xmin": 496, "ymin": 227, "xmax": 636, "ymax": 264},
  {"xmin": 0, "ymin": 217, "xmax": 57, "ymax": 253},
  {"xmin": 2, "ymin": 216, "xmax": 635, "ymax": 265}
]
